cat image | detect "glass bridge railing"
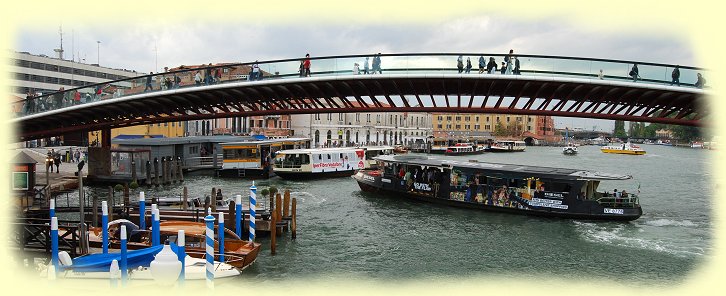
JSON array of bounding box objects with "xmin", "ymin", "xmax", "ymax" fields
[{"xmin": 13, "ymin": 53, "xmax": 705, "ymax": 118}]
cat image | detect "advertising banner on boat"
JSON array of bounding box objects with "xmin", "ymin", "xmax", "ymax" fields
[{"xmin": 311, "ymin": 150, "xmax": 365, "ymax": 173}]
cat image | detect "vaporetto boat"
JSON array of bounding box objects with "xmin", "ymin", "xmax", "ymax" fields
[
  {"xmin": 273, "ymin": 147, "xmax": 365, "ymax": 179},
  {"xmin": 601, "ymin": 142, "xmax": 646, "ymax": 155},
  {"xmin": 353, "ymin": 155, "xmax": 642, "ymax": 221}
]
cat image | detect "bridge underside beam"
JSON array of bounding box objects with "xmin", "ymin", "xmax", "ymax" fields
[{"xmin": 15, "ymin": 76, "xmax": 704, "ymax": 141}]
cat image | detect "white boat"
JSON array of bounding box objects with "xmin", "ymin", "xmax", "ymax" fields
[
  {"xmin": 562, "ymin": 143, "xmax": 578, "ymax": 155},
  {"xmin": 273, "ymin": 147, "xmax": 366, "ymax": 179},
  {"xmin": 361, "ymin": 146, "xmax": 394, "ymax": 169},
  {"xmin": 485, "ymin": 140, "xmax": 526, "ymax": 152}
]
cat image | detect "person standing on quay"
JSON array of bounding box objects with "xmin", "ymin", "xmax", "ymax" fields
[
  {"xmin": 478, "ymin": 55, "xmax": 485, "ymax": 74},
  {"xmin": 671, "ymin": 65, "xmax": 680, "ymax": 86},
  {"xmin": 465, "ymin": 57, "xmax": 472, "ymax": 74},
  {"xmin": 303, "ymin": 54, "xmax": 311, "ymax": 77},
  {"xmin": 145, "ymin": 72, "xmax": 154, "ymax": 92}
]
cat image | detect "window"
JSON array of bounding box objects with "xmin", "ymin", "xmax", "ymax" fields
[
  {"xmin": 446, "ymin": 116, "xmax": 452, "ymax": 121},
  {"xmin": 485, "ymin": 125, "xmax": 491, "ymax": 130},
  {"xmin": 506, "ymin": 117, "xmax": 510, "ymax": 122},
  {"xmin": 315, "ymin": 114, "xmax": 320, "ymax": 120},
  {"xmin": 437, "ymin": 124, "xmax": 443, "ymax": 129},
  {"xmin": 475, "ymin": 116, "xmax": 479, "ymax": 122},
  {"xmin": 496, "ymin": 117, "xmax": 500, "ymax": 122},
  {"xmin": 527, "ymin": 126, "xmax": 532, "ymax": 131},
  {"xmin": 327, "ymin": 113, "xmax": 332, "ymax": 121},
  {"xmin": 455, "ymin": 125, "xmax": 461, "ymax": 129},
  {"xmin": 464, "ymin": 125, "xmax": 470, "ymax": 129},
  {"xmin": 455, "ymin": 116, "xmax": 461, "ymax": 121},
  {"xmin": 474, "ymin": 124, "xmax": 480, "ymax": 130},
  {"xmin": 446, "ymin": 124, "xmax": 452, "ymax": 129},
  {"xmin": 528, "ymin": 117, "xmax": 532, "ymax": 122},
  {"xmin": 376, "ymin": 114, "xmax": 380, "ymax": 123},
  {"xmin": 356, "ymin": 113, "xmax": 360, "ymax": 122},
  {"xmin": 339, "ymin": 113, "xmax": 344, "ymax": 121},
  {"xmin": 438, "ymin": 116, "xmax": 443, "ymax": 121},
  {"xmin": 465, "ymin": 116, "xmax": 470, "ymax": 121},
  {"xmin": 366, "ymin": 114, "xmax": 371, "ymax": 122},
  {"xmin": 486, "ymin": 117, "xmax": 490, "ymax": 122},
  {"xmin": 517, "ymin": 117, "xmax": 522, "ymax": 121}
]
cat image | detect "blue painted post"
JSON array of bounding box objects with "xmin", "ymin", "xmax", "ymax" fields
[
  {"xmin": 235, "ymin": 194, "xmax": 242, "ymax": 238},
  {"xmin": 152, "ymin": 208, "xmax": 160, "ymax": 246},
  {"xmin": 49, "ymin": 199, "xmax": 55, "ymax": 218},
  {"xmin": 249, "ymin": 181, "xmax": 256, "ymax": 242},
  {"xmin": 102, "ymin": 201, "xmax": 109, "ymax": 254},
  {"xmin": 120, "ymin": 225, "xmax": 128, "ymax": 285},
  {"xmin": 50, "ymin": 217, "xmax": 59, "ymax": 276},
  {"xmin": 139, "ymin": 192, "xmax": 146, "ymax": 230},
  {"xmin": 204, "ymin": 214, "xmax": 215, "ymax": 288},
  {"xmin": 218, "ymin": 212, "xmax": 225, "ymax": 263},
  {"xmin": 177, "ymin": 230, "xmax": 186, "ymax": 285}
]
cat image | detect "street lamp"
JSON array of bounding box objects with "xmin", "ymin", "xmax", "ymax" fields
[{"xmin": 96, "ymin": 41, "xmax": 101, "ymax": 65}]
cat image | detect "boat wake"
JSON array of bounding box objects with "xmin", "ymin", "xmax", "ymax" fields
[
  {"xmin": 642, "ymin": 218, "xmax": 698, "ymax": 227},
  {"xmin": 572, "ymin": 221, "xmax": 704, "ymax": 257}
]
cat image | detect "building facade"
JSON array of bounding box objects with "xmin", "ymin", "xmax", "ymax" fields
[
  {"xmin": 292, "ymin": 106, "xmax": 433, "ymax": 147},
  {"xmin": 432, "ymin": 113, "xmax": 556, "ymax": 142}
]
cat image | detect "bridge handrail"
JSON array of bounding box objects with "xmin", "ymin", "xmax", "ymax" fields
[{"xmin": 13, "ymin": 52, "xmax": 706, "ymax": 118}]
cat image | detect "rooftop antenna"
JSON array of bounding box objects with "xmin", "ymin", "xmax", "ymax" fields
[{"xmin": 53, "ymin": 24, "xmax": 64, "ymax": 60}]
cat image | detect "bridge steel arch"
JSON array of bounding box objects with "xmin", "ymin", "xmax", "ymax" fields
[{"xmin": 14, "ymin": 74, "xmax": 704, "ymax": 141}]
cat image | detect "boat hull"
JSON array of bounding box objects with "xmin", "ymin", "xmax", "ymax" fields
[
  {"xmin": 274, "ymin": 169, "xmax": 357, "ymax": 180},
  {"xmin": 601, "ymin": 149, "xmax": 646, "ymax": 155},
  {"xmin": 444, "ymin": 150, "xmax": 486, "ymax": 156},
  {"xmin": 353, "ymin": 172, "xmax": 642, "ymax": 221}
]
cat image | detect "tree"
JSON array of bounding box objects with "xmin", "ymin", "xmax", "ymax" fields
[
  {"xmin": 613, "ymin": 120, "xmax": 627, "ymax": 138},
  {"xmin": 671, "ymin": 125, "xmax": 701, "ymax": 142}
]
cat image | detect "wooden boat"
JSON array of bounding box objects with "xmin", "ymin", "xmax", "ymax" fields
[
  {"xmin": 393, "ymin": 145, "xmax": 409, "ymax": 154},
  {"xmin": 87, "ymin": 219, "xmax": 261, "ymax": 270},
  {"xmin": 601, "ymin": 142, "xmax": 646, "ymax": 155},
  {"xmin": 353, "ymin": 154, "xmax": 642, "ymax": 221}
]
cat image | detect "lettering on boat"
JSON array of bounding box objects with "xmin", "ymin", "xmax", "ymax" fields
[
  {"xmin": 603, "ymin": 208, "xmax": 624, "ymax": 214},
  {"xmin": 381, "ymin": 178, "xmax": 392, "ymax": 183},
  {"xmin": 527, "ymin": 198, "xmax": 569, "ymax": 210},
  {"xmin": 413, "ymin": 182, "xmax": 432, "ymax": 192},
  {"xmin": 543, "ymin": 192, "xmax": 566, "ymax": 199},
  {"xmin": 363, "ymin": 175, "xmax": 376, "ymax": 182}
]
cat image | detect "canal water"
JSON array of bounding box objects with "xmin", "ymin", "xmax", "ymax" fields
[{"xmin": 65, "ymin": 144, "xmax": 712, "ymax": 286}]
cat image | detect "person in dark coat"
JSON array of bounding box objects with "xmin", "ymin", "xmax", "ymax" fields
[
  {"xmin": 671, "ymin": 65, "xmax": 680, "ymax": 86},
  {"xmin": 629, "ymin": 64, "xmax": 639, "ymax": 82}
]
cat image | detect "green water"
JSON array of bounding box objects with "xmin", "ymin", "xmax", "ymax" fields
[{"xmin": 73, "ymin": 145, "xmax": 712, "ymax": 285}]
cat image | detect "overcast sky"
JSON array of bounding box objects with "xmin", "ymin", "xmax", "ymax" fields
[{"xmin": 13, "ymin": 15, "xmax": 695, "ymax": 132}]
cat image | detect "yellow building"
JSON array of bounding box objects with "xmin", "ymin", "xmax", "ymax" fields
[
  {"xmin": 432, "ymin": 113, "xmax": 537, "ymax": 137},
  {"xmin": 88, "ymin": 122, "xmax": 185, "ymax": 145}
]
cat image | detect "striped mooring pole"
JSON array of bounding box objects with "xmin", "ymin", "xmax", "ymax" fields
[
  {"xmin": 177, "ymin": 230, "xmax": 186, "ymax": 285},
  {"xmin": 218, "ymin": 212, "xmax": 225, "ymax": 263},
  {"xmin": 152, "ymin": 207, "xmax": 160, "ymax": 246},
  {"xmin": 120, "ymin": 225, "xmax": 128, "ymax": 285},
  {"xmin": 50, "ymin": 216, "xmax": 59, "ymax": 277},
  {"xmin": 49, "ymin": 199, "xmax": 55, "ymax": 218},
  {"xmin": 248, "ymin": 181, "xmax": 256, "ymax": 242},
  {"xmin": 235, "ymin": 194, "xmax": 242, "ymax": 238},
  {"xmin": 139, "ymin": 192, "xmax": 146, "ymax": 230},
  {"xmin": 102, "ymin": 201, "xmax": 109, "ymax": 254},
  {"xmin": 204, "ymin": 213, "xmax": 215, "ymax": 288}
]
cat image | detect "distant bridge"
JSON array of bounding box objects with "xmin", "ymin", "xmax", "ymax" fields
[{"xmin": 11, "ymin": 53, "xmax": 707, "ymax": 141}]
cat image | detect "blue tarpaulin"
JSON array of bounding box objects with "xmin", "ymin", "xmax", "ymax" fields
[{"xmin": 68, "ymin": 243, "xmax": 180, "ymax": 272}]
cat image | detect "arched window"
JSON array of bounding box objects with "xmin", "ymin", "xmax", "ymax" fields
[
  {"xmin": 346, "ymin": 130, "xmax": 351, "ymax": 146},
  {"xmin": 366, "ymin": 130, "xmax": 370, "ymax": 145},
  {"xmin": 327, "ymin": 130, "xmax": 332, "ymax": 144},
  {"xmin": 355, "ymin": 131, "xmax": 359, "ymax": 144},
  {"xmin": 314, "ymin": 130, "xmax": 320, "ymax": 146}
]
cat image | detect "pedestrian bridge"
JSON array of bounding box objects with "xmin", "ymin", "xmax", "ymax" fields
[{"xmin": 12, "ymin": 53, "xmax": 706, "ymax": 141}]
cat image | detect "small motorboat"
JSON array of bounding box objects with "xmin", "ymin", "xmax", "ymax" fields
[{"xmin": 562, "ymin": 143, "xmax": 578, "ymax": 155}]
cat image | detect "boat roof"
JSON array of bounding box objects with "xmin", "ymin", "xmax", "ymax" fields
[
  {"xmin": 277, "ymin": 147, "xmax": 363, "ymax": 155},
  {"xmin": 361, "ymin": 146, "xmax": 394, "ymax": 150},
  {"xmin": 221, "ymin": 138, "xmax": 310, "ymax": 146},
  {"xmin": 374, "ymin": 155, "xmax": 631, "ymax": 181}
]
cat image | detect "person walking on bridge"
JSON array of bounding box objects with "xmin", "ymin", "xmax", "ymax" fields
[
  {"xmin": 364, "ymin": 57, "xmax": 370, "ymax": 74},
  {"xmin": 671, "ymin": 66, "xmax": 680, "ymax": 86},
  {"xmin": 629, "ymin": 64, "xmax": 640, "ymax": 82},
  {"xmin": 487, "ymin": 57, "xmax": 497, "ymax": 74},
  {"xmin": 465, "ymin": 57, "xmax": 472, "ymax": 74},
  {"xmin": 145, "ymin": 72, "xmax": 154, "ymax": 92},
  {"xmin": 303, "ymin": 54, "xmax": 311, "ymax": 77},
  {"xmin": 478, "ymin": 56, "xmax": 485, "ymax": 74},
  {"xmin": 457, "ymin": 55, "xmax": 464, "ymax": 73}
]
